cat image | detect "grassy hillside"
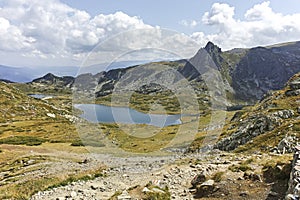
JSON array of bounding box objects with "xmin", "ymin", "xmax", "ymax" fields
[
  {"xmin": 0, "ymin": 82, "xmax": 107, "ymax": 199},
  {"xmin": 213, "ymin": 73, "xmax": 299, "ymax": 153}
]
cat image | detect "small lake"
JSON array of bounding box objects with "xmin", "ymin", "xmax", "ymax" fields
[
  {"xmin": 74, "ymin": 104, "xmax": 182, "ymax": 127},
  {"xmin": 29, "ymin": 94, "xmax": 52, "ymax": 99}
]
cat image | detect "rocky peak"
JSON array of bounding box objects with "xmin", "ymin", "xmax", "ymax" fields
[
  {"xmin": 43, "ymin": 73, "xmax": 57, "ymax": 80},
  {"xmin": 31, "ymin": 73, "xmax": 74, "ymax": 87},
  {"xmin": 204, "ymin": 41, "xmax": 222, "ymax": 54}
]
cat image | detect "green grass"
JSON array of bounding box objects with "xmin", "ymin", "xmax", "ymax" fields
[
  {"xmin": 229, "ymin": 163, "xmax": 252, "ymax": 172},
  {"xmin": 0, "ymin": 136, "xmax": 47, "ymax": 146},
  {"xmin": 212, "ymin": 171, "xmax": 224, "ymax": 182},
  {"xmin": 71, "ymin": 139, "xmax": 105, "ymax": 147}
]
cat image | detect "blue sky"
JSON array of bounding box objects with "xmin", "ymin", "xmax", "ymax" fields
[
  {"xmin": 0, "ymin": 0, "xmax": 300, "ymax": 67},
  {"xmin": 60, "ymin": 0, "xmax": 300, "ymax": 34}
]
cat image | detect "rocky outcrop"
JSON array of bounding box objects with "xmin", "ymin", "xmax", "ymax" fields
[
  {"xmin": 286, "ymin": 75, "xmax": 300, "ymax": 96},
  {"xmin": 286, "ymin": 146, "xmax": 300, "ymax": 199},
  {"xmin": 213, "ymin": 71, "xmax": 300, "ymax": 152},
  {"xmin": 214, "ymin": 110, "xmax": 294, "ymax": 151}
]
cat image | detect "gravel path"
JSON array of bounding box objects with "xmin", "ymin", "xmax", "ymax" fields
[{"xmin": 30, "ymin": 152, "xmax": 232, "ymax": 200}]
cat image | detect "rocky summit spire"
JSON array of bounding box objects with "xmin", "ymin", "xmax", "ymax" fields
[{"xmin": 204, "ymin": 41, "xmax": 222, "ymax": 54}]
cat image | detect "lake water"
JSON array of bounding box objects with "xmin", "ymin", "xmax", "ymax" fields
[
  {"xmin": 74, "ymin": 104, "xmax": 182, "ymax": 127},
  {"xmin": 29, "ymin": 94, "xmax": 52, "ymax": 99}
]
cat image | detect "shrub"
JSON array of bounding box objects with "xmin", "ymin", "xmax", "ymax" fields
[
  {"xmin": 229, "ymin": 164, "xmax": 252, "ymax": 172},
  {"xmin": 71, "ymin": 140, "xmax": 105, "ymax": 147},
  {"xmin": 0, "ymin": 136, "xmax": 46, "ymax": 146}
]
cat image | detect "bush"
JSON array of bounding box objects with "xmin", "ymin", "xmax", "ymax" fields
[
  {"xmin": 0, "ymin": 136, "xmax": 46, "ymax": 146},
  {"xmin": 71, "ymin": 140, "xmax": 105, "ymax": 147},
  {"xmin": 229, "ymin": 164, "xmax": 252, "ymax": 172}
]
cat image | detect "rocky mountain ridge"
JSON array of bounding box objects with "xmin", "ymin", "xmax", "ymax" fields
[{"xmin": 25, "ymin": 41, "xmax": 300, "ymax": 106}]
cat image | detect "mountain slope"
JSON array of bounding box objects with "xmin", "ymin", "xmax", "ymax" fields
[
  {"xmin": 0, "ymin": 81, "xmax": 77, "ymax": 142},
  {"xmin": 21, "ymin": 40, "xmax": 300, "ymax": 110},
  {"xmin": 179, "ymin": 41, "xmax": 300, "ymax": 102},
  {"xmin": 78, "ymin": 41, "xmax": 300, "ymax": 105},
  {"xmin": 214, "ymin": 72, "xmax": 300, "ymax": 152}
]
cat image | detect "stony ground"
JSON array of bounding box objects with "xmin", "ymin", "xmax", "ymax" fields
[{"xmin": 30, "ymin": 151, "xmax": 287, "ymax": 200}]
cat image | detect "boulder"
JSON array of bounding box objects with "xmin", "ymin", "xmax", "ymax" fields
[
  {"xmin": 196, "ymin": 179, "xmax": 216, "ymax": 196},
  {"xmin": 277, "ymin": 136, "xmax": 297, "ymax": 154},
  {"xmin": 290, "ymin": 81, "xmax": 300, "ymax": 90},
  {"xmin": 191, "ymin": 173, "xmax": 206, "ymax": 188}
]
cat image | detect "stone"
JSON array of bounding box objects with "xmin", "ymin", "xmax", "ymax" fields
[
  {"xmin": 277, "ymin": 136, "xmax": 296, "ymax": 154},
  {"xmin": 239, "ymin": 191, "xmax": 248, "ymax": 197},
  {"xmin": 26, "ymin": 159, "xmax": 35, "ymax": 165},
  {"xmin": 46, "ymin": 113, "xmax": 56, "ymax": 118},
  {"xmin": 70, "ymin": 191, "xmax": 77, "ymax": 198},
  {"xmin": 285, "ymin": 89, "xmax": 300, "ymax": 96},
  {"xmin": 196, "ymin": 179, "xmax": 216, "ymax": 196},
  {"xmin": 285, "ymin": 194, "xmax": 298, "ymax": 200},
  {"xmin": 117, "ymin": 190, "xmax": 132, "ymax": 200},
  {"xmin": 290, "ymin": 81, "xmax": 300, "ymax": 90},
  {"xmin": 191, "ymin": 173, "xmax": 206, "ymax": 188},
  {"xmin": 142, "ymin": 187, "xmax": 151, "ymax": 193},
  {"xmin": 269, "ymin": 191, "xmax": 279, "ymax": 197},
  {"xmin": 243, "ymin": 172, "xmax": 262, "ymax": 182},
  {"xmin": 151, "ymin": 188, "xmax": 165, "ymax": 194}
]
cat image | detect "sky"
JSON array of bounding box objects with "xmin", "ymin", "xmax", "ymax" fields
[{"xmin": 1, "ymin": 0, "xmax": 300, "ymax": 67}]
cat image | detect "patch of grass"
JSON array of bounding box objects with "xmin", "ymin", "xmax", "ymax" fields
[
  {"xmin": 212, "ymin": 171, "xmax": 224, "ymax": 182},
  {"xmin": 71, "ymin": 140, "xmax": 105, "ymax": 147},
  {"xmin": 0, "ymin": 136, "xmax": 47, "ymax": 146},
  {"xmin": 229, "ymin": 163, "xmax": 252, "ymax": 172},
  {"xmin": 244, "ymin": 158, "xmax": 254, "ymax": 165},
  {"xmin": 293, "ymin": 123, "xmax": 300, "ymax": 132},
  {"xmin": 143, "ymin": 182, "xmax": 171, "ymax": 200}
]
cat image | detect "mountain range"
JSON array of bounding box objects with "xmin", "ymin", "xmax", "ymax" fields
[
  {"xmin": 23, "ymin": 41, "xmax": 300, "ymax": 107},
  {"xmin": 0, "ymin": 60, "xmax": 151, "ymax": 83}
]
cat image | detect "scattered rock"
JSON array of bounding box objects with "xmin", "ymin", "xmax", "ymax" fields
[
  {"xmin": 46, "ymin": 113, "xmax": 56, "ymax": 118},
  {"xmin": 191, "ymin": 172, "xmax": 206, "ymax": 188},
  {"xmin": 196, "ymin": 179, "xmax": 216, "ymax": 196},
  {"xmin": 215, "ymin": 114, "xmax": 280, "ymax": 151},
  {"xmin": 285, "ymin": 194, "xmax": 298, "ymax": 200},
  {"xmin": 142, "ymin": 187, "xmax": 151, "ymax": 193},
  {"xmin": 151, "ymin": 188, "xmax": 165, "ymax": 194},
  {"xmin": 243, "ymin": 172, "xmax": 262, "ymax": 182},
  {"xmin": 117, "ymin": 190, "xmax": 131, "ymax": 200},
  {"xmin": 277, "ymin": 136, "xmax": 297, "ymax": 154},
  {"xmin": 239, "ymin": 191, "xmax": 248, "ymax": 197},
  {"xmin": 70, "ymin": 191, "xmax": 77, "ymax": 198},
  {"xmin": 269, "ymin": 191, "xmax": 279, "ymax": 197}
]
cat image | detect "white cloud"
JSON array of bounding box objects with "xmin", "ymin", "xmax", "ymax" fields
[
  {"xmin": 191, "ymin": 1, "xmax": 300, "ymax": 50},
  {"xmin": 0, "ymin": 0, "xmax": 202, "ymax": 66},
  {"xmin": 179, "ymin": 20, "xmax": 198, "ymax": 28},
  {"xmin": 1, "ymin": 0, "xmax": 300, "ymax": 67},
  {"xmin": 0, "ymin": 0, "xmax": 165, "ymax": 64},
  {"xmin": 202, "ymin": 3, "xmax": 235, "ymax": 25}
]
